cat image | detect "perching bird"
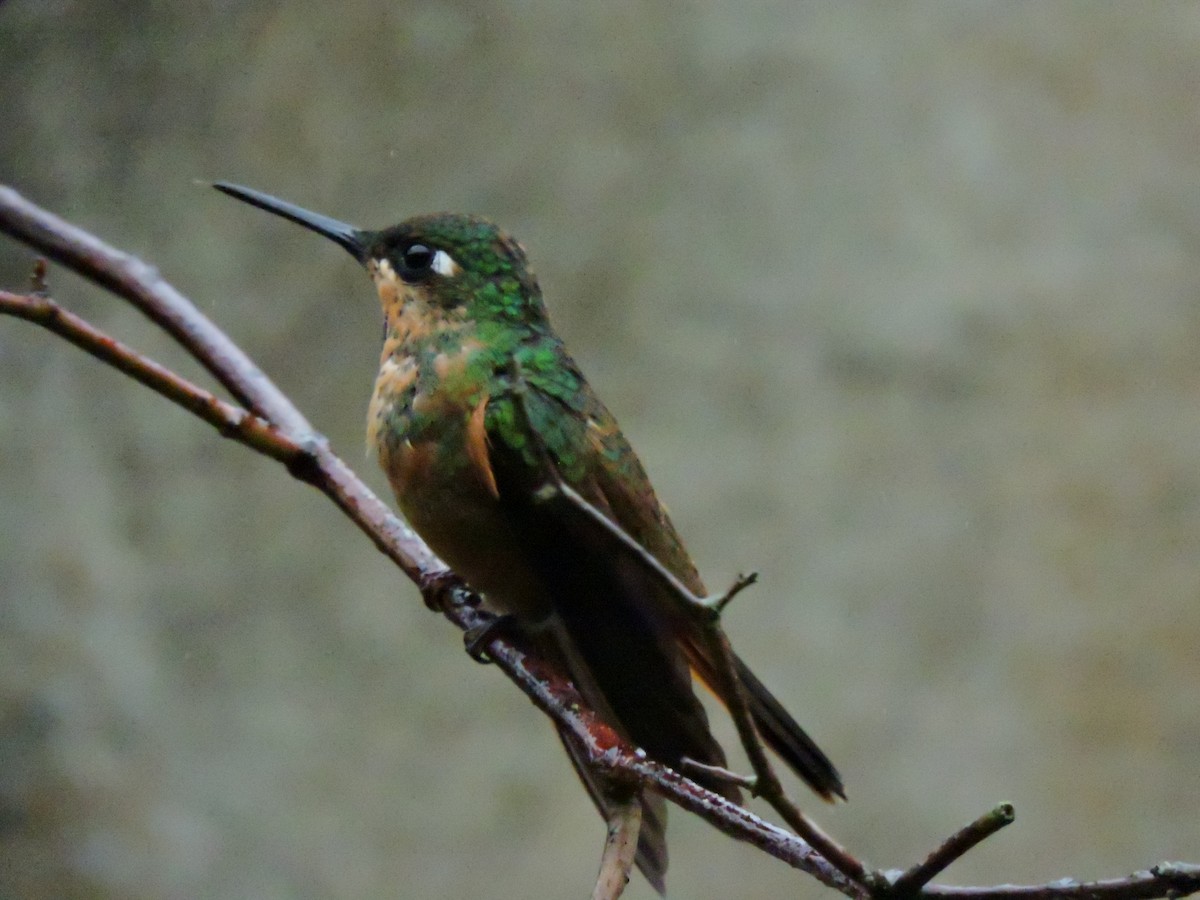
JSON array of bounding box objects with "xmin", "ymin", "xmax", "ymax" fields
[{"xmin": 215, "ymin": 182, "xmax": 843, "ymax": 892}]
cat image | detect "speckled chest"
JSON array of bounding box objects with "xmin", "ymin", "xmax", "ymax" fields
[
  {"xmin": 363, "ymin": 283, "xmax": 552, "ymax": 613},
  {"xmin": 365, "ymin": 274, "xmax": 502, "ymax": 513}
]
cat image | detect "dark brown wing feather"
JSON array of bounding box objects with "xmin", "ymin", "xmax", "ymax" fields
[
  {"xmin": 485, "ymin": 373, "xmax": 843, "ymax": 890},
  {"xmin": 564, "ymin": 386, "xmax": 845, "ymax": 801},
  {"xmin": 484, "ymin": 390, "xmax": 735, "ymax": 794}
]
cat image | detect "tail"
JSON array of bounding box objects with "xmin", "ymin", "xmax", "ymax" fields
[
  {"xmin": 687, "ymin": 641, "xmax": 845, "ymax": 801},
  {"xmin": 731, "ymin": 654, "xmax": 845, "ymax": 801}
]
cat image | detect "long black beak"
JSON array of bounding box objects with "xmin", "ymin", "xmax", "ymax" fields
[{"xmin": 213, "ymin": 182, "xmax": 369, "ymax": 262}]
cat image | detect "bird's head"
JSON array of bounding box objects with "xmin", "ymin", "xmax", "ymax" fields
[{"xmin": 214, "ymin": 183, "xmax": 545, "ymax": 329}]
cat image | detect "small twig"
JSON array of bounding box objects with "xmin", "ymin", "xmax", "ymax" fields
[
  {"xmin": 3, "ymin": 184, "xmax": 1199, "ymax": 900},
  {"xmin": 0, "ymin": 285, "xmax": 441, "ymax": 584},
  {"xmin": 712, "ymin": 571, "xmax": 759, "ymax": 613},
  {"xmin": 30, "ymin": 256, "xmax": 48, "ymax": 294},
  {"xmin": 0, "ymin": 184, "xmax": 311, "ymax": 435},
  {"xmin": 680, "ymin": 758, "xmax": 758, "ymax": 792},
  {"xmin": 0, "ymin": 186, "xmax": 859, "ymax": 896},
  {"xmin": 528, "ymin": 468, "xmax": 870, "ymax": 888},
  {"xmin": 591, "ymin": 789, "xmax": 642, "ymax": 900},
  {"xmin": 0, "ymin": 187, "xmax": 447, "ymax": 585},
  {"xmin": 704, "ymin": 619, "xmax": 868, "ymax": 886},
  {"xmin": 889, "ymin": 804, "xmax": 1015, "ymax": 896},
  {"xmin": 448, "ymin": 591, "xmax": 860, "ymax": 895},
  {"xmin": 532, "ymin": 478, "xmax": 710, "ymax": 612},
  {"xmin": 509, "ymin": 370, "xmax": 871, "ymax": 887}
]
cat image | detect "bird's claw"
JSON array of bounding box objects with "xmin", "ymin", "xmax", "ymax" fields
[
  {"xmin": 419, "ymin": 569, "xmax": 469, "ymax": 613},
  {"xmin": 463, "ymin": 613, "xmax": 517, "ymax": 663}
]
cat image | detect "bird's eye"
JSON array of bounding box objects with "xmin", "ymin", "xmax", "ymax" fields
[
  {"xmin": 397, "ymin": 243, "xmax": 459, "ymax": 279},
  {"xmin": 401, "ymin": 243, "xmax": 435, "ymax": 274}
]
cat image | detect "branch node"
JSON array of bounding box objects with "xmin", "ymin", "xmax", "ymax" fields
[
  {"xmin": 591, "ymin": 788, "xmax": 642, "ymax": 900},
  {"xmin": 30, "ymin": 256, "xmax": 48, "ymax": 295},
  {"xmin": 707, "ymin": 570, "xmax": 759, "ymax": 614},
  {"xmin": 887, "ymin": 802, "xmax": 1016, "ymax": 896},
  {"xmin": 283, "ymin": 440, "xmax": 323, "ymax": 485}
]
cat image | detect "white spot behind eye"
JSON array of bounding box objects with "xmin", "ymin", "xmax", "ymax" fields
[{"xmin": 431, "ymin": 249, "xmax": 459, "ymax": 277}]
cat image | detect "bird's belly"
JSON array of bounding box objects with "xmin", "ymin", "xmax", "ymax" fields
[{"xmin": 387, "ymin": 438, "xmax": 552, "ymax": 621}]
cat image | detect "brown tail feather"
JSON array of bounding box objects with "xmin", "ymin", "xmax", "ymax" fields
[
  {"xmin": 686, "ymin": 638, "xmax": 844, "ymax": 801},
  {"xmin": 731, "ymin": 654, "xmax": 845, "ymax": 801}
]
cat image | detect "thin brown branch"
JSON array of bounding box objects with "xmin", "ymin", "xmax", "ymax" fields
[
  {"xmin": 530, "ymin": 475, "xmax": 870, "ymax": 887},
  {"xmin": 591, "ymin": 788, "xmax": 642, "ymax": 900},
  {"xmin": 0, "ymin": 184, "xmax": 446, "ymax": 586},
  {"xmin": 506, "ymin": 370, "xmax": 870, "ymax": 884},
  {"xmin": 679, "ymin": 758, "xmax": 757, "ymax": 793},
  {"xmin": 0, "ymin": 185, "xmax": 855, "ymax": 893},
  {"xmin": 2, "ymin": 183, "xmax": 1197, "ymax": 900},
  {"xmin": 711, "ymin": 622, "xmax": 867, "ymax": 885},
  {"xmin": 530, "ymin": 477, "xmax": 707, "ymax": 613},
  {"xmin": 921, "ymin": 863, "xmax": 1200, "ymax": 900},
  {"xmin": 448, "ymin": 591, "xmax": 861, "ymax": 896},
  {"xmin": 889, "ymin": 805, "xmax": 1015, "ymax": 896},
  {"xmin": 0, "ymin": 184, "xmax": 307, "ymax": 432}
]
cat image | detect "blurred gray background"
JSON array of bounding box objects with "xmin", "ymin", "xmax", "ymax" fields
[{"xmin": 2, "ymin": 3, "xmax": 1199, "ymax": 898}]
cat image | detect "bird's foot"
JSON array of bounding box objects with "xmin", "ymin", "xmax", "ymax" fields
[
  {"xmin": 419, "ymin": 568, "xmax": 472, "ymax": 613},
  {"xmin": 463, "ymin": 613, "xmax": 518, "ymax": 664}
]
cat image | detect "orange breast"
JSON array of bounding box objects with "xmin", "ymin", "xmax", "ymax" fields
[{"xmin": 386, "ymin": 434, "xmax": 551, "ymax": 620}]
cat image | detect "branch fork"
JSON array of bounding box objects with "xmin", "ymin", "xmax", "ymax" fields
[{"xmin": 2, "ymin": 183, "xmax": 1196, "ymax": 900}]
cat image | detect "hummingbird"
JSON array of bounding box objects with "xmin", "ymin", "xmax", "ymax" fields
[{"xmin": 214, "ymin": 182, "xmax": 843, "ymax": 892}]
